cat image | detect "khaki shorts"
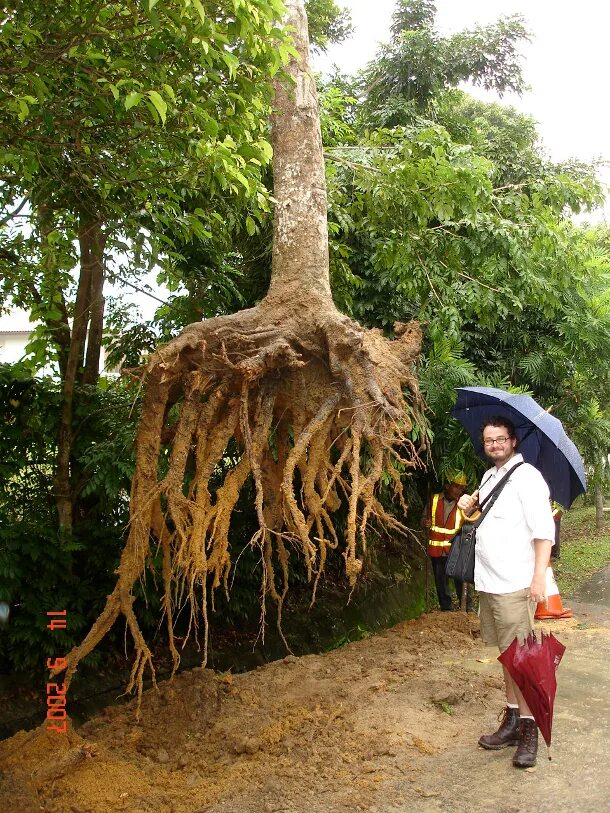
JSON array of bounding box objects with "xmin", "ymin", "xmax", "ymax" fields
[{"xmin": 478, "ymin": 589, "xmax": 535, "ymax": 652}]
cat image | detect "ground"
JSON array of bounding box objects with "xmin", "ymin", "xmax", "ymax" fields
[{"xmin": 1, "ymin": 567, "xmax": 609, "ymax": 813}]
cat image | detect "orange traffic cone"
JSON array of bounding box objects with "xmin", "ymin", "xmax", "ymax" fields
[{"xmin": 535, "ymin": 566, "xmax": 573, "ymax": 619}]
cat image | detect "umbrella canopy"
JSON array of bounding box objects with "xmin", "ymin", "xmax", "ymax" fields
[
  {"xmin": 498, "ymin": 631, "xmax": 566, "ymax": 750},
  {"xmin": 451, "ymin": 386, "xmax": 586, "ymax": 507}
]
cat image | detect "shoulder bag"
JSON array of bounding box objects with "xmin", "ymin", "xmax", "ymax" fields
[{"xmin": 445, "ymin": 462, "xmax": 525, "ymax": 584}]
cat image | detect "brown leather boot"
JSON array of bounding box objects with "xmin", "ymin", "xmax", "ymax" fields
[
  {"xmin": 478, "ymin": 706, "xmax": 520, "ymax": 750},
  {"xmin": 513, "ymin": 717, "xmax": 538, "ymax": 768}
]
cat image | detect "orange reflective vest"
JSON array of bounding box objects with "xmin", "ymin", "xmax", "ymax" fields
[{"xmin": 427, "ymin": 492, "xmax": 464, "ymax": 557}]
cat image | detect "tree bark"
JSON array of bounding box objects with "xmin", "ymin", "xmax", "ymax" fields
[
  {"xmin": 54, "ymin": 216, "xmax": 104, "ymax": 533},
  {"xmin": 37, "ymin": 205, "xmax": 71, "ymax": 378},
  {"xmin": 82, "ymin": 221, "xmax": 106, "ymax": 385},
  {"xmin": 267, "ymin": 0, "xmax": 331, "ymax": 303},
  {"xmin": 595, "ymin": 485, "xmax": 605, "ymax": 531}
]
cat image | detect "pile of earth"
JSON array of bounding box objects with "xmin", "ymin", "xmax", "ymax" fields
[{"xmin": 0, "ymin": 611, "xmax": 517, "ymax": 813}]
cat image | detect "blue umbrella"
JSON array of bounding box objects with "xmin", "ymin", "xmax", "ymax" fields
[{"xmin": 451, "ymin": 386, "xmax": 586, "ymax": 508}]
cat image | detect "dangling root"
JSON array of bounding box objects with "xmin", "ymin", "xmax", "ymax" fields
[{"xmin": 57, "ymin": 297, "xmax": 428, "ymax": 710}]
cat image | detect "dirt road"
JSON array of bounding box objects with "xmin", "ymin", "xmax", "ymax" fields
[{"xmin": 1, "ymin": 572, "xmax": 609, "ymax": 813}]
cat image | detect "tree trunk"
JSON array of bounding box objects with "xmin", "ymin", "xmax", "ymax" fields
[
  {"xmin": 54, "ymin": 216, "xmax": 104, "ymax": 533},
  {"xmin": 595, "ymin": 485, "xmax": 605, "ymax": 531},
  {"xmin": 268, "ymin": 0, "xmax": 331, "ymax": 302},
  {"xmin": 82, "ymin": 222, "xmax": 106, "ymax": 385},
  {"xmin": 37, "ymin": 205, "xmax": 71, "ymax": 378}
]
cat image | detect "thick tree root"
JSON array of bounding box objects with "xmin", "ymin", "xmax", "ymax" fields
[{"xmin": 59, "ymin": 295, "xmax": 427, "ymax": 709}]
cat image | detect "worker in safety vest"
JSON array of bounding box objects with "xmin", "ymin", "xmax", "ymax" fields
[
  {"xmin": 550, "ymin": 501, "xmax": 563, "ymax": 559},
  {"xmin": 423, "ymin": 473, "xmax": 469, "ymax": 611}
]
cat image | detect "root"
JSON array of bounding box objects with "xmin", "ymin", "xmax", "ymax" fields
[
  {"xmin": 58, "ymin": 303, "xmax": 427, "ymax": 708},
  {"xmin": 61, "ymin": 304, "xmax": 425, "ymax": 708},
  {"xmin": 281, "ymin": 391, "xmax": 342, "ymax": 579}
]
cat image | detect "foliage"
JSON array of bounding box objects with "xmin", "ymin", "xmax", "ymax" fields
[
  {"xmin": 444, "ymin": 97, "xmax": 544, "ymax": 186},
  {"xmin": 305, "ymin": 0, "xmax": 352, "ymax": 51},
  {"xmin": 319, "ymin": 94, "xmax": 606, "ymax": 477},
  {"xmin": 553, "ymin": 505, "xmax": 610, "ymax": 596},
  {"xmin": 314, "ymin": 2, "xmax": 608, "ymax": 487},
  {"xmin": 0, "ymin": 0, "xmax": 290, "ymax": 369},
  {"xmin": 324, "ymin": 119, "xmax": 602, "ymax": 325},
  {"xmin": 458, "ymin": 223, "xmax": 610, "ymax": 493},
  {"xmin": 360, "ymin": 0, "xmax": 529, "ymax": 122},
  {"xmin": 0, "ymin": 365, "xmax": 142, "ymax": 674}
]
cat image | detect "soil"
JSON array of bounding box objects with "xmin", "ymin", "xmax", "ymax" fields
[{"xmin": 1, "ymin": 580, "xmax": 609, "ymax": 813}]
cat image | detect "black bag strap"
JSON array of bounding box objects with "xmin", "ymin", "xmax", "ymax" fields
[{"xmin": 472, "ymin": 461, "xmax": 525, "ymax": 528}]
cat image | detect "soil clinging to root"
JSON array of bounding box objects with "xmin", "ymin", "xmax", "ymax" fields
[{"xmin": 60, "ymin": 293, "xmax": 426, "ymax": 702}]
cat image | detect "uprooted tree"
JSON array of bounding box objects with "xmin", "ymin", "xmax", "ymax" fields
[{"xmin": 59, "ymin": 0, "xmax": 428, "ymax": 701}]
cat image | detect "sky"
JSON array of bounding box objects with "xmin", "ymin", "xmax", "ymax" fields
[{"xmin": 314, "ymin": 0, "xmax": 610, "ymax": 214}]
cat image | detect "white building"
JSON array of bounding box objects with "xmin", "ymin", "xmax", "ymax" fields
[
  {"xmin": 0, "ymin": 308, "xmax": 33, "ymax": 364},
  {"xmin": 0, "ymin": 308, "xmax": 114, "ymax": 375}
]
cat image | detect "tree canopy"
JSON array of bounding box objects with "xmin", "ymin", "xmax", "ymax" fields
[
  {"xmin": 360, "ymin": 0, "xmax": 529, "ymax": 122},
  {"xmin": 0, "ymin": 0, "xmax": 295, "ymax": 532},
  {"xmin": 316, "ymin": 1, "xmax": 609, "ymax": 489}
]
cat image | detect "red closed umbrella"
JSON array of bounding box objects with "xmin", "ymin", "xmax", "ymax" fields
[{"xmin": 498, "ymin": 631, "xmax": 566, "ymax": 755}]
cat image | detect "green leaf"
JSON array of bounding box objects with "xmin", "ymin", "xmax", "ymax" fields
[
  {"xmin": 124, "ymin": 91, "xmax": 142, "ymax": 111},
  {"xmin": 148, "ymin": 90, "xmax": 167, "ymax": 124},
  {"xmin": 258, "ymin": 140, "xmax": 273, "ymax": 162},
  {"xmin": 203, "ymin": 117, "xmax": 219, "ymax": 138},
  {"xmin": 221, "ymin": 51, "xmax": 240, "ymax": 77},
  {"xmin": 162, "ymin": 83, "xmax": 176, "ymax": 102},
  {"xmin": 227, "ymin": 167, "xmax": 251, "ymax": 192},
  {"xmin": 17, "ymin": 99, "xmax": 29, "ymax": 121},
  {"xmin": 245, "ymin": 215, "xmax": 256, "ymax": 236},
  {"xmin": 192, "ymin": 0, "xmax": 206, "ymax": 24}
]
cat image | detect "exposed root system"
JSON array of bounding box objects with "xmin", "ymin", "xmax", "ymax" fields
[{"xmin": 61, "ymin": 298, "xmax": 426, "ymax": 703}]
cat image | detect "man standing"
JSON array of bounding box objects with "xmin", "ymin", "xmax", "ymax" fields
[
  {"xmin": 423, "ymin": 473, "xmax": 468, "ymax": 611},
  {"xmin": 458, "ymin": 417, "xmax": 555, "ymax": 769},
  {"xmin": 550, "ymin": 501, "xmax": 563, "ymax": 559}
]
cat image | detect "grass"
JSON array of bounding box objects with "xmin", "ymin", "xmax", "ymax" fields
[{"xmin": 553, "ymin": 505, "xmax": 610, "ymax": 597}]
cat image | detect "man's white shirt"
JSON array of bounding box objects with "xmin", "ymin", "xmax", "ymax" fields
[{"xmin": 474, "ymin": 453, "xmax": 555, "ymax": 594}]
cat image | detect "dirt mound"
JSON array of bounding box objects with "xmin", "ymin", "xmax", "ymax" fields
[{"xmin": 0, "ymin": 612, "xmax": 502, "ymax": 813}]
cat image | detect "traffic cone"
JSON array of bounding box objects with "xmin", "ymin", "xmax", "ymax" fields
[{"xmin": 535, "ymin": 566, "xmax": 573, "ymax": 619}]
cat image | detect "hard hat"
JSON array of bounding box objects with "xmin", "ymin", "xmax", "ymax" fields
[{"xmin": 448, "ymin": 471, "xmax": 468, "ymax": 486}]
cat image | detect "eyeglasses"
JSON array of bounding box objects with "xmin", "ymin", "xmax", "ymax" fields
[{"xmin": 483, "ymin": 436, "xmax": 511, "ymax": 446}]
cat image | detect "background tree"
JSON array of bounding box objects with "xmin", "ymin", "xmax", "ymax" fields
[
  {"xmin": 0, "ymin": 363, "xmax": 140, "ymax": 674},
  {"xmin": 314, "ymin": 1, "xmax": 607, "ymax": 490},
  {"xmin": 360, "ymin": 0, "xmax": 529, "ymax": 123},
  {"xmin": 0, "ymin": 0, "xmax": 289, "ymax": 533}
]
